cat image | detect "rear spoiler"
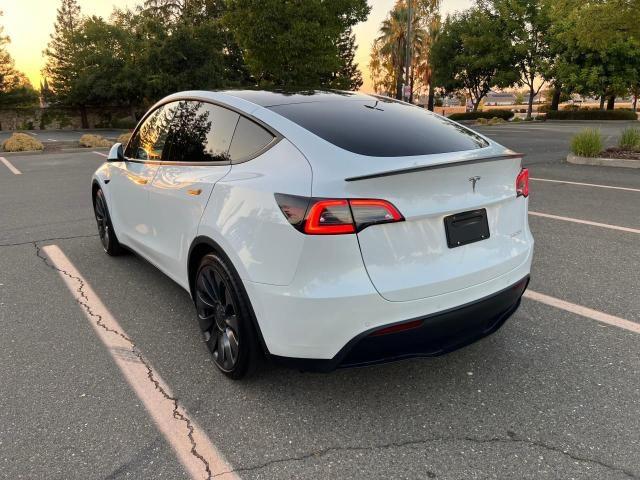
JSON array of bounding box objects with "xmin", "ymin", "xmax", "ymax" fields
[{"xmin": 344, "ymin": 153, "xmax": 524, "ymax": 182}]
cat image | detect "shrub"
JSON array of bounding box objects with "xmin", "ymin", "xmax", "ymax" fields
[
  {"xmin": 117, "ymin": 132, "xmax": 133, "ymax": 145},
  {"xmin": 79, "ymin": 134, "xmax": 112, "ymax": 148},
  {"xmin": 512, "ymin": 116, "xmax": 523, "ymax": 123},
  {"xmin": 547, "ymin": 109, "xmax": 638, "ymax": 120},
  {"xmin": 536, "ymin": 104, "xmax": 551, "ymax": 113},
  {"xmin": 2, "ymin": 133, "xmax": 44, "ymax": 152},
  {"xmin": 448, "ymin": 109, "xmax": 514, "ymax": 121},
  {"xmin": 619, "ymin": 127, "xmax": 640, "ymax": 150},
  {"xmin": 571, "ymin": 129, "xmax": 603, "ymax": 157}
]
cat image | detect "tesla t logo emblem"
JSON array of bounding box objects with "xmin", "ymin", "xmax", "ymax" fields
[{"xmin": 469, "ymin": 176, "xmax": 481, "ymax": 193}]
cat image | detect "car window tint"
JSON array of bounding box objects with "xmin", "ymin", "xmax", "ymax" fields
[
  {"xmin": 269, "ymin": 99, "xmax": 488, "ymax": 157},
  {"xmin": 125, "ymin": 103, "xmax": 177, "ymax": 161},
  {"xmin": 229, "ymin": 116, "xmax": 275, "ymax": 162},
  {"xmin": 166, "ymin": 101, "xmax": 239, "ymax": 163}
]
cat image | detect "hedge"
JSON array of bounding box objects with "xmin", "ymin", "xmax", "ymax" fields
[
  {"xmin": 448, "ymin": 109, "xmax": 514, "ymax": 121},
  {"xmin": 546, "ymin": 109, "xmax": 638, "ymax": 121}
]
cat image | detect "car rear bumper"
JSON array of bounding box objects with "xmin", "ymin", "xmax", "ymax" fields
[{"xmin": 272, "ymin": 275, "xmax": 529, "ymax": 372}]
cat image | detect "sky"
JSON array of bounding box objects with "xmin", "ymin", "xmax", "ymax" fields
[{"xmin": 1, "ymin": 0, "xmax": 472, "ymax": 93}]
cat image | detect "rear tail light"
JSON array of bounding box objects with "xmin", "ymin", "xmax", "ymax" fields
[
  {"xmin": 516, "ymin": 168, "xmax": 529, "ymax": 198},
  {"xmin": 305, "ymin": 199, "xmax": 355, "ymax": 234},
  {"xmin": 275, "ymin": 194, "xmax": 404, "ymax": 235}
]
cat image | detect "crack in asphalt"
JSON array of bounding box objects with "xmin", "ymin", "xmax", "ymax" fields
[
  {"xmin": 26, "ymin": 239, "xmax": 638, "ymax": 480},
  {"xmin": 33, "ymin": 241, "xmax": 213, "ymax": 480},
  {"xmin": 213, "ymin": 431, "xmax": 639, "ymax": 479},
  {"xmin": 0, "ymin": 234, "xmax": 98, "ymax": 247}
]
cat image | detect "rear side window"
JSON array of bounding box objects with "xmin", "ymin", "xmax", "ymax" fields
[
  {"xmin": 167, "ymin": 101, "xmax": 239, "ymax": 163},
  {"xmin": 229, "ymin": 117, "xmax": 275, "ymax": 162},
  {"xmin": 269, "ymin": 99, "xmax": 488, "ymax": 157},
  {"xmin": 126, "ymin": 102, "xmax": 177, "ymax": 160}
]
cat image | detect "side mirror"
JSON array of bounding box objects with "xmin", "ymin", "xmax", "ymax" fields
[{"xmin": 107, "ymin": 143, "xmax": 125, "ymax": 162}]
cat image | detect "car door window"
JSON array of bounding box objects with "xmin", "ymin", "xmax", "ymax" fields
[
  {"xmin": 125, "ymin": 103, "xmax": 178, "ymax": 161},
  {"xmin": 228, "ymin": 116, "xmax": 275, "ymax": 162},
  {"xmin": 166, "ymin": 101, "xmax": 239, "ymax": 163}
]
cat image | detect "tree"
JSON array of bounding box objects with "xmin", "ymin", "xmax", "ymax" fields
[
  {"xmin": 431, "ymin": 8, "xmax": 518, "ymax": 110},
  {"xmin": 43, "ymin": 0, "xmax": 87, "ymax": 124},
  {"xmin": 40, "ymin": 78, "xmax": 54, "ymax": 105},
  {"xmin": 0, "ymin": 11, "xmax": 39, "ymax": 108},
  {"xmin": 0, "ymin": 13, "xmax": 16, "ymax": 94},
  {"xmin": 224, "ymin": 0, "xmax": 369, "ymax": 88},
  {"xmin": 413, "ymin": 13, "xmax": 441, "ymax": 110},
  {"xmin": 482, "ymin": 0, "xmax": 553, "ymax": 118},
  {"xmin": 329, "ymin": 27, "xmax": 363, "ymax": 90},
  {"xmin": 564, "ymin": 0, "xmax": 639, "ymax": 52},
  {"xmin": 85, "ymin": 1, "xmax": 234, "ymax": 113},
  {"xmin": 43, "ymin": 0, "xmax": 82, "ymax": 98},
  {"xmin": 547, "ymin": 0, "xmax": 640, "ymax": 110},
  {"xmin": 412, "ymin": 0, "xmax": 441, "ymax": 109},
  {"xmin": 551, "ymin": 0, "xmax": 640, "ymax": 110},
  {"xmin": 371, "ymin": 2, "xmax": 426, "ymax": 100}
]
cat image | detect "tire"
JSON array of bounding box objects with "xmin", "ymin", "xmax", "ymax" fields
[
  {"xmin": 93, "ymin": 188, "xmax": 123, "ymax": 256},
  {"xmin": 194, "ymin": 253, "xmax": 261, "ymax": 379}
]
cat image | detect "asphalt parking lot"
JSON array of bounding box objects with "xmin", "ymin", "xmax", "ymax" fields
[{"xmin": 1, "ymin": 121, "xmax": 639, "ymax": 479}]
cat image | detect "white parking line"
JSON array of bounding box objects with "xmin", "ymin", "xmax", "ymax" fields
[
  {"xmin": 93, "ymin": 151, "xmax": 108, "ymax": 158},
  {"xmin": 529, "ymin": 211, "xmax": 640, "ymax": 234},
  {"xmin": 525, "ymin": 290, "xmax": 640, "ymax": 334},
  {"xmin": 42, "ymin": 245, "xmax": 238, "ymax": 480},
  {"xmin": 0, "ymin": 156, "xmax": 21, "ymax": 175},
  {"xmin": 531, "ymin": 177, "xmax": 640, "ymax": 193},
  {"xmin": 47, "ymin": 139, "xmax": 58, "ymax": 142}
]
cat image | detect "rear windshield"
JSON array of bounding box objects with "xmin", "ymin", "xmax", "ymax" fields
[{"xmin": 269, "ymin": 99, "xmax": 488, "ymax": 157}]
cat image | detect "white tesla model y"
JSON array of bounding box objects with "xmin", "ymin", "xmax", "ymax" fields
[{"xmin": 92, "ymin": 90, "xmax": 533, "ymax": 379}]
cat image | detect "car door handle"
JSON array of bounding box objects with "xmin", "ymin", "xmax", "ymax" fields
[
  {"xmin": 127, "ymin": 174, "xmax": 148, "ymax": 185},
  {"xmin": 187, "ymin": 188, "xmax": 202, "ymax": 196}
]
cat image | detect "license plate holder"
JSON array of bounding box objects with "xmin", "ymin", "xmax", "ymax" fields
[{"xmin": 444, "ymin": 209, "xmax": 490, "ymax": 248}]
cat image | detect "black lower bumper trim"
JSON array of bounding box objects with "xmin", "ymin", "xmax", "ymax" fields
[{"xmin": 272, "ymin": 276, "xmax": 530, "ymax": 372}]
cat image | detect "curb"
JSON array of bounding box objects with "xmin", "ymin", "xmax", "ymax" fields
[{"xmin": 567, "ymin": 153, "xmax": 640, "ymax": 169}]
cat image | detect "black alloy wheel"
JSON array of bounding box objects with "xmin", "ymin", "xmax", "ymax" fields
[
  {"xmin": 194, "ymin": 254, "xmax": 259, "ymax": 378},
  {"xmin": 93, "ymin": 189, "xmax": 122, "ymax": 256}
]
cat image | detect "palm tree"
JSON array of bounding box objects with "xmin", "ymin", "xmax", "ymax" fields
[
  {"xmin": 377, "ymin": 4, "xmax": 410, "ymax": 99},
  {"xmin": 414, "ymin": 14, "xmax": 441, "ymax": 110},
  {"xmin": 373, "ymin": 1, "xmax": 427, "ymax": 100}
]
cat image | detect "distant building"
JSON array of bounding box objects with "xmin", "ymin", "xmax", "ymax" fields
[{"xmin": 485, "ymin": 91, "xmax": 516, "ymax": 106}]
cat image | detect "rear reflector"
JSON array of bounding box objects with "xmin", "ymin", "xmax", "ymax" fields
[
  {"xmin": 275, "ymin": 194, "xmax": 404, "ymax": 235},
  {"xmin": 370, "ymin": 319, "xmax": 423, "ymax": 337},
  {"xmin": 516, "ymin": 168, "xmax": 529, "ymax": 197}
]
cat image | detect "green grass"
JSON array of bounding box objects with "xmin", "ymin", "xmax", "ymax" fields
[
  {"xmin": 571, "ymin": 129, "xmax": 603, "ymax": 157},
  {"xmin": 619, "ymin": 127, "xmax": 640, "ymax": 150}
]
